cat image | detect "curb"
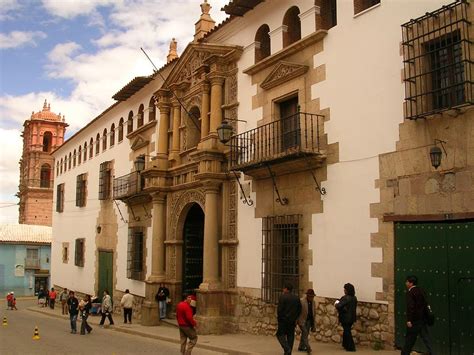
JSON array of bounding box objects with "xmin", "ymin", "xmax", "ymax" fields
[{"xmin": 27, "ymin": 307, "xmax": 254, "ymax": 355}]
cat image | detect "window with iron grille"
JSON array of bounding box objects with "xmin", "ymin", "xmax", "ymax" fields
[
  {"xmin": 402, "ymin": 0, "xmax": 473, "ymax": 120},
  {"xmin": 98, "ymin": 161, "xmax": 112, "ymax": 200},
  {"xmin": 56, "ymin": 183, "xmax": 64, "ymax": 212},
  {"xmin": 76, "ymin": 173, "xmax": 87, "ymax": 207},
  {"xmin": 127, "ymin": 227, "xmax": 144, "ymax": 280},
  {"xmin": 75, "ymin": 238, "xmax": 85, "ymax": 267},
  {"xmin": 261, "ymin": 215, "xmax": 300, "ymax": 304}
]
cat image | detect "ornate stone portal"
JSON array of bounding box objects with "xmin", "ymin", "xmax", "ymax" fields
[{"xmin": 137, "ymin": 41, "xmax": 243, "ymax": 333}]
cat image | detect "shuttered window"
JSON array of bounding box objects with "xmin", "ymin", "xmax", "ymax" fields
[
  {"xmin": 74, "ymin": 238, "xmax": 85, "ymax": 267},
  {"xmin": 98, "ymin": 161, "xmax": 112, "ymax": 200},
  {"xmin": 76, "ymin": 173, "xmax": 87, "ymax": 207},
  {"xmin": 127, "ymin": 228, "xmax": 144, "ymax": 280},
  {"xmin": 56, "ymin": 183, "xmax": 64, "ymax": 212}
]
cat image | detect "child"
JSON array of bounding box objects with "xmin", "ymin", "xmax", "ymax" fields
[
  {"xmin": 10, "ymin": 292, "xmax": 17, "ymax": 310},
  {"xmin": 6, "ymin": 292, "xmax": 13, "ymax": 310}
]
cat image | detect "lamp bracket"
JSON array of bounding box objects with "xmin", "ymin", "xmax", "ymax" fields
[
  {"xmin": 231, "ymin": 171, "xmax": 254, "ymax": 206},
  {"xmin": 142, "ymin": 204, "xmax": 152, "ymax": 219},
  {"xmin": 224, "ymin": 117, "xmax": 247, "ymax": 123},
  {"xmin": 266, "ymin": 164, "xmax": 288, "ymax": 205},
  {"xmin": 114, "ymin": 200, "xmax": 129, "ymax": 223},
  {"xmin": 304, "ymin": 156, "xmax": 327, "ymax": 195},
  {"xmin": 129, "ymin": 205, "xmax": 140, "ymax": 221},
  {"xmin": 434, "ymin": 139, "xmax": 447, "ymax": 156}
]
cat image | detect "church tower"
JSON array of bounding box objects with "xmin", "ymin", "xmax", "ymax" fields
[{"xmin": 18, "ymin": 100, "xmax": 68, "ymax": 226}]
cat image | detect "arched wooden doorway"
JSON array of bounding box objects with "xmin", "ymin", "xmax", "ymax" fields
[{"xmin": 182, "ymin": 203, "xmax": 204, "ymax": 296}]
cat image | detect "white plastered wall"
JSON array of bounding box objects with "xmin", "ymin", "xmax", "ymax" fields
[
  {"xmin": 51, "ymin": 80, "xmax": 161, "ymax": 298},
  {"xmin": 310, "ymin": 0, "xmax": 449, "ymax": 302}
]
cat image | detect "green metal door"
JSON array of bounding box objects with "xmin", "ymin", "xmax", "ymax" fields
[
  {"xmin": 98, "ymin": 251, "xmax": 113, "ymax": 299},
  {"xmin": 395, "ymin": 221, "xmax": 474, "ymax": 355}
]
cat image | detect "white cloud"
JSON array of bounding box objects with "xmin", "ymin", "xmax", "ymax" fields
[
  {"xmin": 41, "ymin": 0, "xmax": 118, "ymax": 19},
  {"xmin": 0, "ymin": 0, "xmax": 20, "ymax": 21},
  {"xmin": 0, "ymin": 30, "xmax": 47, "ymax": 49},
  {"xmin": 0, "ymin": 0, "xmax": 230, "ymax": 223}
]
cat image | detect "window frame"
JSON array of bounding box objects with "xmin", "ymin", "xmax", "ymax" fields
[
  {"xmin": 56, "ymin": 183, "xmax": 65, "ymax": 212},
  {"xmin": 127, "ymin": 227, "xmax": 145, "ymax": 281},
  {"xmin": 75, "ymin": 173, "xmax": 87, "ymax": 207},
  {"xmin": 98, "ymin": 161, "xmax": 112, "ymax": 200},
  {"xmin": 74, "ymin": 238, "xmax": 85, "ymax": 267},
  {"xmin": 261, "ymin": 214, "xmax": 301, "ymax": 304}
]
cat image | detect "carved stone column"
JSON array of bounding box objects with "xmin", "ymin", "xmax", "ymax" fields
[
  {"xmin": 156, "ymin": 103, "xmax": 170, "ymax": 169},
  {"xmin": 200, "ymin": 181, "xmax": 221, "ymax": 290},
  {"xmin": 200, "ymin": 82, "xmax": 210, "ymax": 140},
  {"xmin": 142, "ymin": 192, "xmax": 167, "ymax": 326},
  {"xmin": 209, "ymin": 76, "xmax": 225, "ymax": 134},
  {"xmin": 150, "ymin": 192, "xmax": 166, "ymax": 281},
  {"xmin": 170, "ymin": 101, "xmax": 181, "ymax": 162}
]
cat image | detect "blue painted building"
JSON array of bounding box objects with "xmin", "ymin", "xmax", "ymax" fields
[{"xmin": 0, "ymin": 224, "xmax": 51, "ymax": 297}]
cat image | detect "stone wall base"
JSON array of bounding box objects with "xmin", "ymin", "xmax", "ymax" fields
[{"xmin": 232, "ymin": 288, "xmax": 392, "ymax": 350}]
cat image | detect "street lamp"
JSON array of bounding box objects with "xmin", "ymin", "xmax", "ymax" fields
[
  {"xmin": 217, "ymin": 119, "xmax": 234, "ymax": 144},
  {"xmin": 429, "ymin": 139, "xmax": 447, "ymax": 170},
  {"xmin": 134, "ymin": 155, "xmax": 145, "ymax": 172}
]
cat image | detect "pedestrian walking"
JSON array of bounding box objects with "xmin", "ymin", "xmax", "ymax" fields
[
  {"xmin": 67, "ymin": 290, "xmax": 79, "ymax": 334},
  {"xmin": 10, "ymin": 292, "xmax": 17, "ymax": 310},
  {"xmin": 401, "ymin": 275, "xmax": 435, "ymax": 355},
  {"xmin": 176, "ymin": 294, "xmax": 198, "ymax": 355},
  {"xmin": 297, "ymin": 289, "xmax": 317, "ymax": 353},
  {"xmin": 80, "ymin": 294, "xmax": 93, "ymax": 335},
  {"xmin": 99, "ymin": 289, "xmax": 114, "ymax": 326},
  {"xmin": 38, "ymin": 287, "xmax": 46, "ymax": 307},
  {"xmin": 276, "ymin": 284, "xmax": 302, "ymax": 355},
  {"xmin": 120, "ymin": 289, "xmax": 134, "ymax": 324},
  {"xmin": 155, "ymin": 283, "xmax": 170, "ymax": 320},
  {"xmin": 49, "ymin": 287, "xmax": 57, "ymax": 309},
  {"xmin": 6, "ymin": 292, "xmax": 13, "ymax": 310},
  {"xmin": 60, "ymin": 288, "xmax": 69, "ymax": 315},
  {"xmin": 335, "ymin": 283, "xmax": 357, "ymax": 352}
]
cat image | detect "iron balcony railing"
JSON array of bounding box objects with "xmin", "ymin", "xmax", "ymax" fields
[
  {"xmin": 229, "ymin": 112, "xmax": 324, "ymax": 171},
  {"xmin": 25, "ymin": 258, "xmax": 40, "ymax": 269},
  {"xmin": 113, "ymin": 171, "xmax": 142, "ymax": 200}
]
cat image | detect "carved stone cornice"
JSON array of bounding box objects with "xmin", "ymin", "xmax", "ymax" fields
[
  {"xmin": 243, "ymin": 30, "xmax": 327, "ymax": 75},
  {"xmin": 260, "ymin": 61, "xmax": 309, "ymax": 90},
  {"xmin": 129, "ymin": 133, "xmax": 150, "ymax": 150}
]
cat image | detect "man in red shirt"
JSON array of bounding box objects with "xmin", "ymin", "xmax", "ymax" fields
[{"xmin": 176, "ymin": 294, "xmax": 197, "ymax": 355}]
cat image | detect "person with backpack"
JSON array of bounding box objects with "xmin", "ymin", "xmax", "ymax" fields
[{"xmin": 401, "ymin": 275, "xmax": 435, "ymax": 355}]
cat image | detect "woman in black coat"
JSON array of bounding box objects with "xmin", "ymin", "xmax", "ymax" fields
[{"xmin": 335, "ymin": 283, "xmax": 357, "ymax": 352}]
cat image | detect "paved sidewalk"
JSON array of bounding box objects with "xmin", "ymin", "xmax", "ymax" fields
[{"xmin": 27, "ymin": 305, "xmax": 399, "ymax": 355}]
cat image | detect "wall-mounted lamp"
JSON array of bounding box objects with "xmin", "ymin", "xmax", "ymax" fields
[
  {"xmin": 429, "ymin": 139, "xmax": 447, "ymax": 169},
  {"xmin": 134, "ymin": 155, "xmax": 146, "ymax": 172},
  {"xmin": 217, "ymin": 117, "xmax": 247, "ymax": 144}
]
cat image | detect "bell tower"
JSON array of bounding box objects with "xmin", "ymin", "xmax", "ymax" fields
[{"xmin": 18, "ymin": 100, "xmax": 68, "ymax": 226}]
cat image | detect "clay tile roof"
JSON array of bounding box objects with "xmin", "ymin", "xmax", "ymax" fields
[
  {"xmin": 0, "ymin": 224, "xmax": 52, "ymax": 244},
  {"xmin": 222, "ymin": 0, "xmax": 264, "ymax": 16},
  {"xmin": 31, "ymin": 100, "xmax": 63, "ymax": 122},
  {"xmin": 112, "ymin": 76, "xmax": 154, "ymax": 101}
]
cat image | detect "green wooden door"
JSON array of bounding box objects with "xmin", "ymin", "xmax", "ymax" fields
[
  {"xmin": 395, "ymin": 221, "xmax": 474, "ymax": 355},
  {"xmin": 98, "ymin": 251, "xmax": 113, "ymax": 299}
]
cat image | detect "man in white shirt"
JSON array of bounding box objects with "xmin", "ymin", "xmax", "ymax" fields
[{"xmin": 120, "ymin": 289, "xmax": 134, "ymax": 324}]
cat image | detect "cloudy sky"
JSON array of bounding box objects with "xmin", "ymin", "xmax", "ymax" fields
[{"xmin": 0, "ymin": 0, "xmax": 228, "ymax": 223}]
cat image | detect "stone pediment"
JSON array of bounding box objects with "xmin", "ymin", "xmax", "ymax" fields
[
  {"xmin": 260, "ymin": 61, "xmax": 309, "ymax": 90},
  {"xmin": 162, "ymin": 43, "xmax": 243, "ymax": 88},
  {"xmin": 130, "ymin": 134, "xmax": 149, "ymax": 151}
]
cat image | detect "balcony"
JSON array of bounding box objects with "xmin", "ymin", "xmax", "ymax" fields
[
  {"xmin": 113, "ymin": 172, "xmax": 143, "ymax": 200},
  {"xmin": 25, "ymin": 258, "xmax": 40, "ymax": 269},
  {"xmin": 229, "ymin": 112, "xmax": 325, "ymax": 177}
]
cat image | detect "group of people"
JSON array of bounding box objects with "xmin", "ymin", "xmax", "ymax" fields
[
  {"xmin": 276, "ymin": 283, "xmax": 357, "ymax": 355},
  {"xmin": 5, "ymin": 292, "xmax": 17, "ymax": 310},
  {"xmin": 37, "ymin": 287, "xmax": 57, "ymax": 309},
  {"xmin": 65, "ymin": 290, "xmax": 93, "ymax": 335}
]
